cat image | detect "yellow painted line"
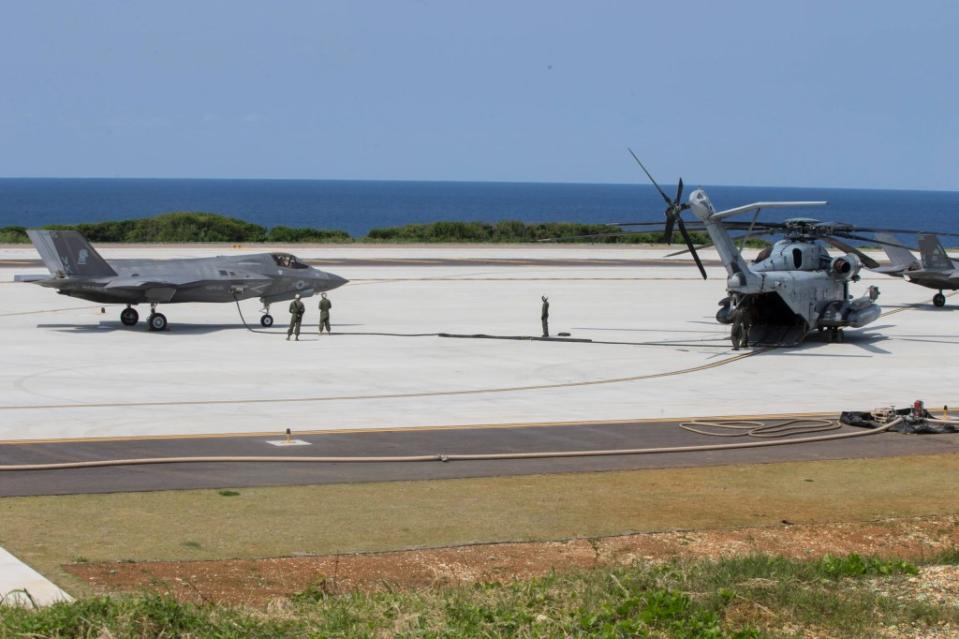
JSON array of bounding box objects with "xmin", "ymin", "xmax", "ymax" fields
[
  {"xmin": 0, "ymin": 407, "xmax": 869, "ymax": 446},
  {"xmin": 0, "ymin": 305, "xmax": 103, "ymax": 318},
  {"xmin": 0, "ymin": 351, "xmax": 757, "ymax": 413},
  {"xmin": 880, "ymin": 291, "xmax": 959, "ymax": 318},
  {"xmin": 345, "ymin": 277, "xmax": 707, "ymax": 282}
]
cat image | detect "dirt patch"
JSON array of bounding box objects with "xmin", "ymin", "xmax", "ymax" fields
[{"xmin": 66, "ymin": 514, "xmax": 959, "ymax": 607}]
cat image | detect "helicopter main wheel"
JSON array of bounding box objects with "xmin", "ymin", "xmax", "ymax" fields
[
  {"xmin": 260, "ymin": 314, "xmax": 274, "ymax": 327},
  {"xmin": 120, "ymin": 307, "xmax": 139, "ymax": 326},
  {"xmin": 933, "ymin": 292, "xmax": 946, "ymax": 307},
  {"xmin": 148, "ymin": 312, "xmax": 168, "ymax": 332}
]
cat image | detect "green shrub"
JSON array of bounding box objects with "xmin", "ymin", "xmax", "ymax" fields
[
  {"xmin": 266, "ymin": 226, "xmax": 351, "ymax": 243},
  {"xmin": 0, "ymin": 225, "xmax": 28, "ymax": 243},
  {"xmin": 364, "ymin": 219, "xmax": 715, "ymax": 244},
  {"xmin": 43, "ymin": 213, "xmax": 268, "ymax": 243}
]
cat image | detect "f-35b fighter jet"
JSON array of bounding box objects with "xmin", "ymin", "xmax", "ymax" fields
[
  {"xmin": 874, "ymin": 232, "xmax": 958, "ymax": 307},
  {"xmin": 17, "ymin": 230, "xmax": 348, "ymax": 330}
]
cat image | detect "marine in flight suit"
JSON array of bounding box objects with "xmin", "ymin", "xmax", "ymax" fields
[
  {"xmin": 287, "ymin": 294, "xmax": 305, "ymax": 341},
  {"xmin": 318, "ymin": 293, "xmax": 332, "ymax": 334},
  {"xmin": 541, "ymin": 295, "xmax": 550, "ymax": 337}
]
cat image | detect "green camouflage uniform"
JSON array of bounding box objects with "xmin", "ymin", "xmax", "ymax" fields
[
  {"xmin": 287, "ymin": 299, "xmax": 305, "ymax": 339},
  {"xmin": 319, "ymin": 297, "xmax": 332, "ymax": 333},
  {"xmin": 730, "ymin": 300, "xmax": 751, "ymax": 350}
]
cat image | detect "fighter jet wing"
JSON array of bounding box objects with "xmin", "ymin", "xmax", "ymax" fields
[
  {"xmin": 904, "ymin": 268, "xmax": 959, "ymax": 281},
  {"xmin": 871, "ymin": 265, "xmax": 910, "ymax": 276}
]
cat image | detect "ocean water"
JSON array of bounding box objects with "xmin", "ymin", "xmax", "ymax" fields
[{"xmin": 0, "ymin": 178, "xmax": 957, "ymax": 239}]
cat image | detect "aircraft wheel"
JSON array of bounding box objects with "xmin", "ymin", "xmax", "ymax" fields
[
  {"xmin": 148, "ymin": 313, "xmax": 168, "ymax": 331},
  {"xmin": 120, "ymin": 308, "xmax": 139, "ymax": 326},
  {"xmin": 715, "ymin": 307, "xmax": 731, "ymax": 324},
  {"xmin": 260, "ymin": 314, "xmax": 274, "ymax": 328},
  {"xmin": 933, "ymin": 293, "xmax": 946, "ymax": 307}
]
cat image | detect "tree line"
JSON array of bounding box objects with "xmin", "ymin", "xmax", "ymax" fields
[{"xmin": 0, "ymin": 211, "xmax": 723, "ymax": 244}]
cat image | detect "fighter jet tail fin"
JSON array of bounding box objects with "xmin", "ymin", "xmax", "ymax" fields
[
  {"xmin": 26, "ymin": 230, "xmax": 117, "ymax": 278},
  {"xmin": 876, "ymin": 232, "xmax": 919, "ymax": 272},
  {"xmin": 918, "ymin": 233, "xmax": 956, "ymax": 271}
]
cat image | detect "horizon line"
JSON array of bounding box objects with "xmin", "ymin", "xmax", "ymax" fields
[{"xmin": 0, "ymin": 175, "xmax": 956, "ymax": 195}]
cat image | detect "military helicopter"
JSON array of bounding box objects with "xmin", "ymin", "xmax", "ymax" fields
[{"xmin": 609, "ymin": 152, "xmax": 954, "ymax": 346}]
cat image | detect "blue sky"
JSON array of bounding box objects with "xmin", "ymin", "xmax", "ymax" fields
[{"xmin": 1, "ymin": 1, "xmax": 956, "ymax": 189}]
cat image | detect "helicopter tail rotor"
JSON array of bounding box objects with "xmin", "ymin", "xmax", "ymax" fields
[{"xmin": 626, "ymin": 149, "xmax": 706, "ymax": 279}]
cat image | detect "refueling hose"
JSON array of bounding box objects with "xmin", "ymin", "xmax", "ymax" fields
[
  {"xmin": 233, "ymin": 294, "xmax": 278, "ymax": 334},
  {"xmin": 680, "ymin": 418, "xmax": 839, "ymax": 438},
  {"xmin": 0, "ymin": 418, "xmax": 902, "ymax": 472}
]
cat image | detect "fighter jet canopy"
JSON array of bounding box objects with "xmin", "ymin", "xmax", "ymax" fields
[{"xmin": 271, "ymin": 253, "xmax": 309, "ymax": 269}]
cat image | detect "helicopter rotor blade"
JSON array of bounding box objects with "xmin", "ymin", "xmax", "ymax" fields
[
  {"xmin": 608, "ymin": 220, "xmax": 680, "ymax": 228},
  {"xmin": 842, "ymin": 226, "xmax": 959, "ymax": 238},
  {"xmin": 676, "ymin": 216, "xmax": 707, "ymax": 279},
  {"xmin": 627, "ymin": 148, "xmax": 672, "ymax": 206},
  {"xmin": 665, "ymin": 233, "xmax": 770, "ymax": 258},
  {"xmin": 663, "ymin": 215, "xmax": 676, "ymax": 245},
  {"xmin": 823, "ymin": 237, "xmax": 880, "ymax": 269},
  {"xmin": 833, "ymin": 232, "xmax": 916, "ymax": 249},
  {"xmin": 535, "ymin": 231, "xmax": 640, "ymax": 243}
]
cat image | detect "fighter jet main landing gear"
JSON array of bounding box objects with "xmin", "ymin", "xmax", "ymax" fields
[
  {"xmin": 259, "ymin": 303, "xmax": 274, "ymax": 327},
  {"xmin": 934, "ymin": 291, "xmax": 946, "ymax": 307},
  {"xmin": 120, "ymin": 306, "xmax": 139, "ymax": 326},
  {"xmin": 147, "ymin": 303, "xmax": 167, "ymax": 332}
]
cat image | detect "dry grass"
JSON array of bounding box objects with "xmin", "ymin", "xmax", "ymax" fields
[{"xmin": 2, "ymin": 453, "xmax": 959, "ymax": 594}]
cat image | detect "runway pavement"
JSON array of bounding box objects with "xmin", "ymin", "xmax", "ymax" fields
[
  {"xmin": 2, "ymin": 244, "xmax": 957, "ymax": 443},
  {"xmin": 2, "ymin": 418, "xmax": 958, "ymax": 497}
]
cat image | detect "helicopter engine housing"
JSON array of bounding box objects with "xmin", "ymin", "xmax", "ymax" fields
[{"xmin": 830, "ymin": 254, "xmax": 861, "ymax": 280}]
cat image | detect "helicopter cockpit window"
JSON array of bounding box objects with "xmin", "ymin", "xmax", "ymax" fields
[
  {"xmin": 271, "ymin": 253, "xmax": 308, "ymax": 269},
  {"xmin": 792, "ymin": 248, "xmax": 803, "ymax": 269}
]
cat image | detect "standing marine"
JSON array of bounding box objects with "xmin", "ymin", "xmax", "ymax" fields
[
  {"xmin": 729, "ymin": 296, "xmax": 753, "ymax": 351},
  {"xmin": 318, "ymin": 292, "xmax": 332, "ymax": 334},
  {"xmin": 287, "ymin": 293, "xmax": 305, "ymax": 341},
  {"xmin": 541, "ymin": 295, "xmax": 550, "ymax": 337}
]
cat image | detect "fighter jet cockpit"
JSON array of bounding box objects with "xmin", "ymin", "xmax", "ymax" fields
[{"xmin": 271, "ymin": 253, "xmax": 309, "ymax": 269}]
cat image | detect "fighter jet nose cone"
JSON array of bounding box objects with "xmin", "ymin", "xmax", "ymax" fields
[{"xmin": 331, "ymin": 273, "xmax": 349, "ymax": 288}]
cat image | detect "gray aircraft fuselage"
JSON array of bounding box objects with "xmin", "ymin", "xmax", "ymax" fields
[
  {"xmin": 21, "ymin": 229, "xmax": 348, "ymax": 329},
  {"xmin": 688, "ymin": 191, "xmax": 881, "ymax": 344},
  {"xmin": 44, "ymin": 253, "xmax": 347, "ymax": 305}
]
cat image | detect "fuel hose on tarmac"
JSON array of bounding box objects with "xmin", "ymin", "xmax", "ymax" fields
[{"xmin": 0, "ymin": 418, "xmax": 903, "ymax": 472}]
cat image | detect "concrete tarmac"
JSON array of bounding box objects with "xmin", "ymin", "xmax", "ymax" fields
[
  {"xmin": 2, "ymin": 419, "xmax": 958, "ymax": 497},
  {"xmin": 3, "ymin": 244, "xmax": 958, "ymax": 441}
]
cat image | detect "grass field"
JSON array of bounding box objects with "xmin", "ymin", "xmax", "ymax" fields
[
  {"xmin": 3, "ymin": 453, "xmax": 959, "ymax": 596},
  {"xmin": 2, "ymin": 553, "xmax": 957, "ymax": 638}
]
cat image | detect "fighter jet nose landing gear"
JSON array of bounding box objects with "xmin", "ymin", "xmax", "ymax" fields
[
  {"xmin": 934, "ymin": 292, "xmax": 946, "ymax": 307},
  {"xmin": 147, "ymin": 303, "xmax": 167, "ymax": 331},
  {"xmin": 120, "ymin": 306, "xmax": 139, "ymax": 327},
  {"xmin": 259, "ymin": 302, "xmax": 274, "ymax": 327}
]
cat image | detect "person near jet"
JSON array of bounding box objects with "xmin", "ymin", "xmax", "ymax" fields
[
  {"xmin": 541, "ymin": 295, "xmax": 550, "ymax": 337},
  {"xmin": 287, "ymin": 294, "xmax": 305, "ymax": 341},
  {"xmin": 318, "ymin": 292, "xmax": 332, "ymax": 334}
]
